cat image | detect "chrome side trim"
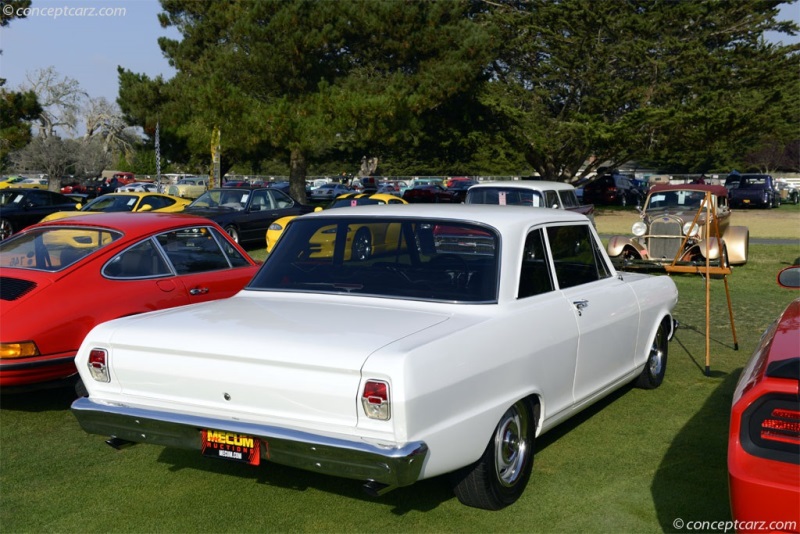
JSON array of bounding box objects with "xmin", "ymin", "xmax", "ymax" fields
[{"xmin": 71, "ymin": 397, "xmax": 428, "ymax": 490}]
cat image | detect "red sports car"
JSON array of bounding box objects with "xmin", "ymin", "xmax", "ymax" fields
[
  {"xmin": 728, "ymin": 264, "xmax": 800, "ymax": 533},
  {"xmin": 0, "ymin": 212, "xmax": 260, "ymax": 390}
]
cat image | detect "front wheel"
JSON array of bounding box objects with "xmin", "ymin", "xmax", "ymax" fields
[
  {"xmin": 636, "ymin": 321, "xmax": 668, "ymax": 389},
  {"xmin": 0, "ymin": 218, "xmax": 13, "ymax": 240},
  {"xmin": 224, "ymin": 225, "xmax": 240, "ymax": 243},
  {"xmin": 451, "ymin": 399, "xmax": 536, "ymax": 510}
]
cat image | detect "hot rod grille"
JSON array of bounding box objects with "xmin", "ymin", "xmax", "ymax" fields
[{"xmin": 648, "ymin": 220, "xmax": 682, "ymax": 260}]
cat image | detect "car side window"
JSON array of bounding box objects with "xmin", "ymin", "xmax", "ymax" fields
[
  {"xmin": 559, "ymin": 190, "xmax": 579, "ymax": 207},
  {"xmin": 272, "ymin": 190, "xmax": 294, "ymax": 209},
  {"xmin": 546, "ymin": 224, "xmax": 611, "ymax": 289},
  {"xmin": 156, "ymin": 227, "xmax": 232, "ymax": 274},
  {"xmin": 543, "ymin": 191, "xmax": 559, "ymax": 208},
  {"xmin": 104, "ymin": 239, "xmax": 172, "ymax": 279},
  {"xmin": 518, "ymin": 228, "xmax": 554, "ymax": 298}
]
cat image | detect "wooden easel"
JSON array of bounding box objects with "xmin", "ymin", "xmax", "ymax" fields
[{"xmin": 664, "ymin": 191, "xmax": 738, "ymax": 375}]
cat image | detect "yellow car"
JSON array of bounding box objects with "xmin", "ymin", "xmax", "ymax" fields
[
  {"xmin": 265, "ymin": 193, "xmax": 407, "ymax": 254},
  {"xmin": 0, "ymin": 177, "xmax": 48, "ymax": 189},
  {"xmin": 42, "ymin": 192, "xmax": 191, "ymax": 222}
]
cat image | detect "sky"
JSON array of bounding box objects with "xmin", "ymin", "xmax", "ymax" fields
[
  {"xmin": 0, "ymin": 0, "xmax": 179, "ymax": 103},
  {"xmin": 0, "ymin": 0, "xmax": 798, "ymax": 107}
]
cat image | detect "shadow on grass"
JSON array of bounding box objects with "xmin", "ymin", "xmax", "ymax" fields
[
  {"xmin": 672, "ymin": 325, "xmax": 737, "ymax": 377},
  {"xmin": 153, "ymin": 383, "xmax": 641, "ymax": 514},
  {"xmin": 0, "ymin": 383, "xmax": 78, "ymax": 412},
  {"xmin": 157, "ymin": 445, "xmax": 454, "ymax": 514},
  {"xmin": 652, "ymin": 369, "xmax": 741, "ymax": 532}
]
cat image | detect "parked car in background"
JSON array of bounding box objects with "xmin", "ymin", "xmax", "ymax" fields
[
  {"xmin": 310, "ymin": 183, "xmax": 352, "ymax": 201},
  {"xmin": 0, "ymin": 212, "xmax": 260, "ymax": 389},
  {"xmin": 265, "ymin": 192, "xmax": 407, "ymax": 253},
  {"xmin": 116, "ymin": 182, "xmax": 160, "ymax": 193},
  {"xmin": 0, "ymin": 189, "xmax": 81, "ymax": 240},
  {"xmin": 0, "ymin": 176, "xmax": 25, "ymax": 189},
  {"xmin": 729, "ymin": 174, "xmax": 780, "ymax": 209},
  {"xmin": 447, "ymin": 180, "xmax": 478, "ymax": 203},
  {"xmin": 402, "ymin": 184, "xmax": 459, "ymax": 203},
  {"xmin": 167, "ymin": 177, "xmax": 208, "ymax": 199},
  {"xmin": 71, "ymin": 205, "xmax": 677, "ymax": 510},
  {"xmin": 60, "ymin": 181, "xmax": 92, "ymax": 195},
  {"xmin": 12, "ymin": 178, "xmax": 49, "ymax": 189},
  {"xmin": 776, "ymin": 181, "xmax": 799, "ymax": 206},
  {"xmin": 582, "ymin": 173, "xmax": 644, "ymax": 206},
  {"xmin": 184, "ymin": 187, "xmax": 314, "ymax": 245},
  {"xmin": 41, "ymin": 193, "xmax": 190, "ymax": 222},
  {"xmin": 607, "ymin": 184, "xmax": 749, "ymax": 269},
  {"xmin": 728, "ymin": 264, "xmax": 799, "ymax": 532},
  {"xmin": 466, "ymin": 181, "xmax": 595, "ymax": 226}
]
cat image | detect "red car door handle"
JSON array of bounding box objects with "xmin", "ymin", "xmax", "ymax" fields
[{"xmin": 189, "ymin": 287, "xmax": 209, "ymax": 295}]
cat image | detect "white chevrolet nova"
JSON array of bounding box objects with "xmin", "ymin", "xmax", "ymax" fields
[{"xmin": 72, "ymin": 204, "xmax": 678, "ymax": 510}]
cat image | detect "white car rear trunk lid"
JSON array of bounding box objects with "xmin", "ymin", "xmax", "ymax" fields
[{"xmin": 102, "ymin": 293, "xmax": 450, "ymax": 428}]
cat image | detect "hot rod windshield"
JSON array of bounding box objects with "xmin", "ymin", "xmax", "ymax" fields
[{"xmin": 249, "ymin": 216, "xmax": 500, "ymax": 303}]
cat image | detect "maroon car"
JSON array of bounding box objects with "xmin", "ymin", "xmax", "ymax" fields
[{"xmin": 402, "ymin": 184, "xmax": 459, "ymax": 203}]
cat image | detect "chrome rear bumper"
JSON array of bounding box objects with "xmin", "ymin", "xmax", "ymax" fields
[{"xmin": 71, "ymin": 397, "xmax": 428, "ymax": 492}]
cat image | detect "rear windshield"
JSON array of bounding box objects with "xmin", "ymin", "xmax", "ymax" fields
[
  {"xmin": 0, "ymin": 227, "xmax": 122, "ymax": 271},
  {"xmin": 466, "ymin": 187, "xmax": 546, "ymax": 207},
  {"xmin": 249, "ymin": 216, "xmax": 499, "ymax": 303}
]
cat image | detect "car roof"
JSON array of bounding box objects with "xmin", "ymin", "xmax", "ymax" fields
[
  {"xmin": 468, "ymin": 180, "xmax": 577, "ymax": 192},
  {"xmin": 28, "ymin": 212, "xmax": 222, "ymax": 234},
  {"xmin": 649, "ymin": 184, "xmax": 728, "ymax": 197},
  {"xmin": 299, "ymin": 203, "xmax": 589, "ymax": 228}
]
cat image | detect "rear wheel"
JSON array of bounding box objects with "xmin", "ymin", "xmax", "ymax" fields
[
  {"xmin": 636, "ymin": 321, "xmax": 668, "ymax": 389},
  {"xmin": 351, "ymin": 228, "xmax": 372, "ymax": 261},
  {"xmin": 224, "ymin": 225, "xmax": 239, "ymax": 243},
  {"xmin": 451, "ymin": 399, "xmax": 536, "ymax": 510},
  {"xmin": 0, "ymin": 218, "xmax": 13, "ymax": 240}
]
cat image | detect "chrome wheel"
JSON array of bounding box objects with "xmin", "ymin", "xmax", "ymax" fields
[
  {"xmin": 0, "ymin": 218, "xmax": 13, "ymax": 240},
  {"xmin": 224, "ymin": 225, "xmax": 239, "ymax": 243},
  {"xmin": 636, "ymin": 321, "xmax": 668, "ymax": 389},
  {"xmin": 494, "ymin": 402, "xmax": 531, "ymax": 487},
  {"xmin": 351, "ymin": 228, "xmax": 372, "ymax": 261}
]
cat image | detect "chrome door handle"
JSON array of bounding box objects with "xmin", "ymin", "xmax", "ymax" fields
[
  {"xmin": 189, "ymin": 287, "xmax": 209, "ymax": 295},
  {"xmin": 573, "ymin": 300, "xmax": 589, "ymax": 316}
]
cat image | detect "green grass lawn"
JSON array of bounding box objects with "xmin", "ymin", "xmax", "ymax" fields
[{"xmin": 2, "ymin": 240, "xmax": 799, "ymax": 532}]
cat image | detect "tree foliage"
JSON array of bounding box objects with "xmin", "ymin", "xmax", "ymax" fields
[
  {"xmin": 0, "ymin": 83, "xmax": 41, "ymax": 170},
  {"xmin": 115, "ymin": 0, "xmax": 799, "ymax": 183}
]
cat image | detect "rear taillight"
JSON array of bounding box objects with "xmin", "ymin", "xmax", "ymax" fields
[
  {"xmin": 760, "ymin": 407, "xmax": 800, "ymax": 446},
  {"xmin": 361, "ymin": 380, "xmax": 390, "ymax": 420},
  {"xmin": 742, "ymin": 394, "xmax": 800, "ymax": 464},
  {"xmin": 87, "ymin": 348, "xmax": 110, "ymax": 383}
]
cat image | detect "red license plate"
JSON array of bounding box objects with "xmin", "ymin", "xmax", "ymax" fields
[{"xmin": 201, "ymin": 429, "xmax": 261, "ymax": 465}]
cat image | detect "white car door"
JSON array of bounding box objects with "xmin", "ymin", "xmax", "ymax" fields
[{"xmin": 545, "ymin": 224, "xmax": 639, "ymax": 404}]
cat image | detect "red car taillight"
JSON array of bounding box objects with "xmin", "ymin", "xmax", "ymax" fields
[
  {"xmin": 742, "ymin": 394, "xmax": 800, "ymax": 464},
  {"xmin": 760, "ymin": 407, "xmax": 800, "ymax": 446},
  {"xmin": 361, "ymin": 380, "xmax": 390, "ymax": 420},
  {"xmin": 87, "ymin": 348, "xmax": 111, "ymax": 383}
]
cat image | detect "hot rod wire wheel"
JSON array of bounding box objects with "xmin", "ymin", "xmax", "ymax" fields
[
  {"xmin": 351, "ymin": 228, "xmax": 372, "ymax": 261},
  {"xmin": 635, "ymin": 321, "xmax": 668, "ymax": 389},
  {"xmin": 451, "ymin": 399, "xmax": 536, "ymax": 510}
]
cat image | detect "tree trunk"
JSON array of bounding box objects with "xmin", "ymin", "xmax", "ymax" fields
[{"xmin": 289, "ymin": 148, "xmax": 308, "ymax": 203}]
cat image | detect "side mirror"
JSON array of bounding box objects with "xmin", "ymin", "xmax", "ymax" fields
[
  {"xmin": 777, "ymin": 265, "xmax": 800, "ymax": 289},
  {"xmin": 314, "ymin": 206, "xmax": 323, "ymax": 212},
  {"xmin": 138, "ymin": 204, "xmax": 153, "ymax": 212}
]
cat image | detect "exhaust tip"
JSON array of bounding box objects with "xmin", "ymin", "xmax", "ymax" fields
[{"xmin": 362, "ymin": 480, "xmax": 392, "ymax": 497}]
